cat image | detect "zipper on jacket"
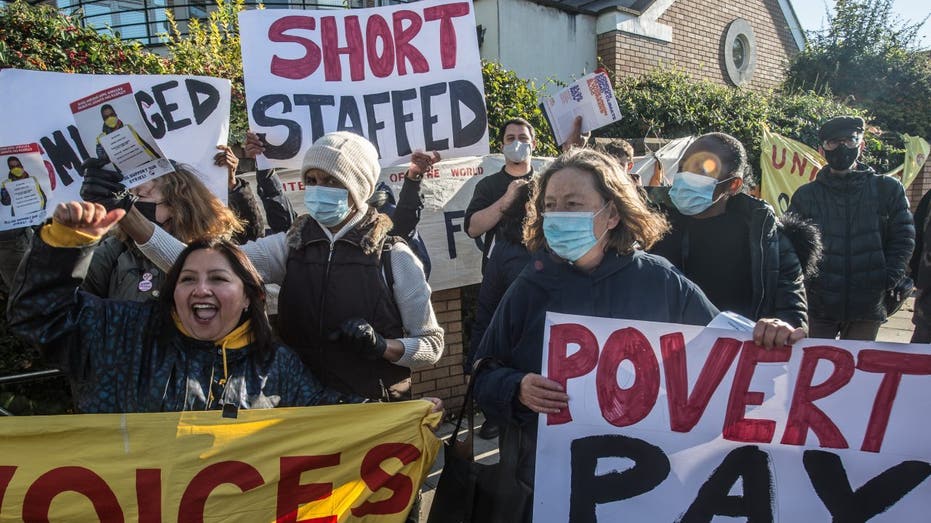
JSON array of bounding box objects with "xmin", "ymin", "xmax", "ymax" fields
[
  {"xmin": 317, "ymin": 242, "xmax": 336, "ymax": 355},
  {"xmin": 753, "ymin": 210, "xmax": 769, "ymax": 320}
]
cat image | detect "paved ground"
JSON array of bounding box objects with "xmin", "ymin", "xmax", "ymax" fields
[{"xmin": 416, "ymin": 299, "xmax": 921, "ymax": 519}]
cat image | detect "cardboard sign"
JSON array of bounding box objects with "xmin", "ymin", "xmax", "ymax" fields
[
  {"xmin": 239, "ymin": 0, "xmax": 489, "ymax": 169},
  {"xmin": 0, "ymin": 401, "xmax": 440, "ymax": 521},
  {"xmin": 241, "ymin": 155, "xmax": 551, "ymax": 291},
  {"xmin": 535, "ymin": 312, "xmax": 931, "ymax": 522},
  {"xmin": 0, "ymin": 143, "xmax": 50, "ymax": 230},
  {"xmin": 0, "ymin": 69, "xmax": 232, "ymax": 211}
]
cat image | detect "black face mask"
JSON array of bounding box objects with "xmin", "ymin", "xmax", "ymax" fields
[
  {"xmin": 824, "ymin": 144, "xmax": 859, "ymax": 171},
  {"xmin": 135, "ymin": 201, "xmax": 168, "ymax": 228}
]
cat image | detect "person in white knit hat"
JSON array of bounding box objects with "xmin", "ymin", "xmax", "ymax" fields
[{"xmin": 115, "ymin": 131, "xmax": 444, "ymax": 404}]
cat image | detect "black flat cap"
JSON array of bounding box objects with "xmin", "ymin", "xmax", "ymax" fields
[{"xmin": 819, "ymin": 116, "xmax": 865, "ymax": 142}]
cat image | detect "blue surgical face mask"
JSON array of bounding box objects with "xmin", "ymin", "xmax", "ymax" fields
[
  {"xmin": 542, "ymin": 203, "xmax": 609, "ymax": 262},
  {"xmin": 669, "ymin": 172, "xmax": 734, "ymax": 216},
  {"xmin": 304, "ymin": 185, "xmax": 352, "ymax": 227}
]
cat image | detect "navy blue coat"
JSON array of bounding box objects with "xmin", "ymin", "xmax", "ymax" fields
[
  {"xmin": 788, "ymin": 164, "xmax": 914, "ymax": 321},
  {"xmin": 471, "ymin": 248, "xmax": 718, "ymax": 521}
]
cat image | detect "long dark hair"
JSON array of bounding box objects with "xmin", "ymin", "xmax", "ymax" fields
[{"xmin": 159, "ymin": 238, "xmax": 274, "ymax": 358}]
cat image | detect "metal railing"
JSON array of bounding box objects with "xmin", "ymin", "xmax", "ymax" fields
[
  {"xmin": 57, "ymin": 0, "xmax": 369, "ymax": 47},
  {"xmin": 0, "ymin": 369, "xmax": 66, "ymax": 416}
]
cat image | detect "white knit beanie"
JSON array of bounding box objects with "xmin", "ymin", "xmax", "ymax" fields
[{"xmin": 301, "ymin": 132, "xmax": 380, "ymax": 209}]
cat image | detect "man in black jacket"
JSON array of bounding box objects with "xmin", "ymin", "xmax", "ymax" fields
[
  {"xmin": 649, "ymin": 133, "xmax": 817, "ymax": 330},
  {"xmin": 788, "ymin": 116, "xmax": 914, "ymax": 340}
]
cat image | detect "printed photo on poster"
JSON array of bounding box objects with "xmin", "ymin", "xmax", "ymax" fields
[
  {"xmin": 71, "ymin": 83, "xmax": 173, "ymax": 188},
  {"xmin": 0, "ymin": 143, "xmax": 50, "ymax": 230}
]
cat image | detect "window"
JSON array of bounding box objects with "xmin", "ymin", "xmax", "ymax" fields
[{"xmin": 723, "ymin": 19, "xmax": 756, "ymax": 87}]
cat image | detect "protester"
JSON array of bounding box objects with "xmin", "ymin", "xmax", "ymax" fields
[
  {"xmin": 470, "ymin": 148, "xmax": 803, "ymax": 522},
  {"xmin": 221, "ymin": 144, "xmax": 267, "ymax": 244},
  {"xmin": 911, "ymin": 188, "xmax": 931, "ymax": 342},
  {"xmin": 92, "ymin": 132, "xmax": 444, "ymax": 402},
  {"xmin": 465, "ymin": 117, "xmax": 536, "ymax": 272},
  {"xmin": 80, "ymin": 159, "xmax": 244, "ymax": 302},
  {"xmin": 7, "ymin": 201, "xmax": 364, "ymax": 413},
  {"xmin": 788, "ymin": 116, "xmax": 914, "ymax": 340},
  {"xmin": 648, "ymin": 132, "xmax": 819, "ymax": 329}
]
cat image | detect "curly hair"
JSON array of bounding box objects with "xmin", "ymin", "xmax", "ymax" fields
[{"xmin": 524, "ymin": 148, "xmax": 669, "ymax": 255}]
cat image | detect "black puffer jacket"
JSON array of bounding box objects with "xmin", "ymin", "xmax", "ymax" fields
[
  {"xmin": 8, "ymin": 235, "xmax": 357, "ymax": 414},
  {"xmin": 649, "ymin": 190, "xmax": 817, "ymax": 329},
  {"xmin": 788, "ymin": 164, "xmax": 914, "ymax": 322}
]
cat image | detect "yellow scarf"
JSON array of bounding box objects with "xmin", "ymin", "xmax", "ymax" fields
[{"xmin": 173, "ymin": 312, "xmax": 253, "ymax": 386}]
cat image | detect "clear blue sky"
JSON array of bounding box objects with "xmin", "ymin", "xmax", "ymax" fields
[{"xmin": 790, "ymin": 0, "xmax": 931, "ymax": 49}]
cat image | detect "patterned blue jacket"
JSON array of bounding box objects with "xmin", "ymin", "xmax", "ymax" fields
[{"xmin": 8, "ymin": 235, "xmax": 357, "ymax": 414}]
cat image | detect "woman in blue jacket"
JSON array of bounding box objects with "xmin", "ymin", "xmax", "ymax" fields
[
  {"xmin": 471, "ymin": 148, "xmax": 803, "ymax": 522},
  {"xmin": 8, "ymin": 201, "xmax": 364, "ymax": 414}
]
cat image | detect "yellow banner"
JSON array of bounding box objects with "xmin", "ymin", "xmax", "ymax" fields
[
  {"xmin": 887, "ymin": 134, "xmax": 930, "ymax": 188},
  {"xmin": 760, "ymin": 127, "xmax": 825, "ymax": 216},
  {"xmin": 0, "ymin": 401, "xmax": 441, "ymax": 522}
]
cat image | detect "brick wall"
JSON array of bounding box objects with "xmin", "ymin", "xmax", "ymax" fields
[
  {"xmin": 598, "ymin": 0, "xmax": 800, "ymax": 92},
  {"xmin": 412, "ymin": 288, "xmax": 468, "ymax": 414}
]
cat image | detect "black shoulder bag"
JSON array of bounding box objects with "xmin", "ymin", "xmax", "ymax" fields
[{"xmin": 426, "ymin": 358, "xmax": 503, "ymax": 523}]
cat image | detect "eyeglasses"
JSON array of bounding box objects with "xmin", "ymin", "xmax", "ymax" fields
[{"xmin": 822, "ymin": 135, "xmax": 862, "ymax": 151}]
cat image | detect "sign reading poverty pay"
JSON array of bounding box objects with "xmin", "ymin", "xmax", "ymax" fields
[
  {"xmin": 0, "ymin": 144, "xmax": 50, "ymax": 230},
  {"xmin": 239, "ymin": 0, "xmax": 489, "ymax": 169},
  {"xmin": 0, "ymin": 401, "xmax": 441, "ymax": 522},
  {"xmin": 0, "ymin": 69, "xmax": 233, "ymax": 210},
  {"xmin": 535, "ymin": 312, "xmax": 931, "ymax": 522}
]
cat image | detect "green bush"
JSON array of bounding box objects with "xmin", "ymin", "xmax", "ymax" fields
[
  {"xmin": 482, "ymin": 61, "xmax": 558, "ymax": 156},
  {"xmin": 601, "ymin": 68, "xmax": 904, "ymax": 182},
  {"xmin": 0, "ymin": 0, "xmax": 168, "ymax": 74}
]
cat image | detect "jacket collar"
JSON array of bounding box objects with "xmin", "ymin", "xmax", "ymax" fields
[
  {"xmin": 524, "ymin": 248, "xmax": 636, "ymax": 291},
  {"xmin": 815, "ymin": 162, "xmax": 874, "ymax": 190},
  {"xmin": 287, "ymin": 206, "xmax": 394, "ymax": 255}
]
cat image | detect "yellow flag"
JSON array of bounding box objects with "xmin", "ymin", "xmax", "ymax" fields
[
  {"xmin": 0, "ymin": 401, "xmax": 441, "ymax": 522},
  {"xmin": 889, "ymin": 134, "xmax": 930, "ymax": 188},
  {"xmin": 760, "ymin": 127, "xmax": 825, "ymax": 216}
]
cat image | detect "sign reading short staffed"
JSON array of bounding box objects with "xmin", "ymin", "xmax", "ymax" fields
[
  {"xmin": 0, "ymin": 401, "xmax": 440, "ymax": 521},
  {"xmin": 239, "ymin": 0, "xmax": 490, "ymax": 169},
  {"xmin": 535, "ymin": 312, "xmax": 931, "ymax": 522}
]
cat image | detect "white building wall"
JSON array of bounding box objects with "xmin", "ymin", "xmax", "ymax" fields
[{"xmin": 475, "ymin": 0, "xmax": 598, "ymax": 93}]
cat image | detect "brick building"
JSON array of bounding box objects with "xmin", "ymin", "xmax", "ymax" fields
[{"xmin": 476, "ymin": 0, "xmax": 805, "ymax": 93}]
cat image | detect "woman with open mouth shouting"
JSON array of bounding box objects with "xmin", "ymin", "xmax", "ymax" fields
[{"xmin": 7, "ymin": 201, "xmax": 442, "ymax": 415}]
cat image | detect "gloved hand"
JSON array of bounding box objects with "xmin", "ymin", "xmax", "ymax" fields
[
  {"xmin": 329, "ymin": 318, "xmax": 388, "ymax": 360},
  {"xmin": 79, "ymin": 158, "xmax": 137, "ymax": 212}
]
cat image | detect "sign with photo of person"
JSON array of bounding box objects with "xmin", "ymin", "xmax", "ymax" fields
[
  {"xmin": 0, "ymin": 69, "xmax": 232, "ymax": 210},
  {"xmin": 0, "ymin": 143, "xmax": 50, "ymax": 230},
  {"xmin": 70, "ymin": 83, "xmax": 174, "ymax": 188},
  {"xmin": 239, "ymin": 0, "xmax": 490, "ymax": 170}
]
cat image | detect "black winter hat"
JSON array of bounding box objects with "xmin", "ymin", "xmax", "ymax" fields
[{"xmin": 819, "ymin": 116, "xmax": 865, "ymax": 142}]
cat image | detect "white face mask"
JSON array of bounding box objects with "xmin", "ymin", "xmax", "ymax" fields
[{"xmin": 503, "ymin": 140, "xmax": 532, "ymax": 163}]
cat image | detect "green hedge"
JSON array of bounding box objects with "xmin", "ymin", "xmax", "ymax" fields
[{"xmin": 600, "ymin": 68, "xmax": 905, "ymax": 183}]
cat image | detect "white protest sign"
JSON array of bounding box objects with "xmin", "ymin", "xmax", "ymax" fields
[
  {"xmin": 535, "ymin": 312, "xmax": 931, "ymax": 522},
  {"xmin": 240, "ymin": 155, "xmax": 550, "ymax": 291},
  {"xmin": 0, "ymin": 144, "xmax": 49, "ymax": 230},
  {"xmin": 71, "ymin": 83, "xmax": 174, "ymax": 188},
  {"xmin": 0, "ymin": 69, "xmax": 232, "ymax": 211},
  {"xmin": 239, "ymin": 0, "xmax": 489, "ymax": 169},
  {"xmin": 542, "ymin": 71, "xmax": 622, "ymax": 147}
]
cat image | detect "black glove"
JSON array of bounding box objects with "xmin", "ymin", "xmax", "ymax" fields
[
  {"xmin": 79, "ymin": 158, "xmax": 137, "ymax": 212},
  {"xmin": 329, "ymin": 318, "xmax": 388, "ymax": 360}
]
